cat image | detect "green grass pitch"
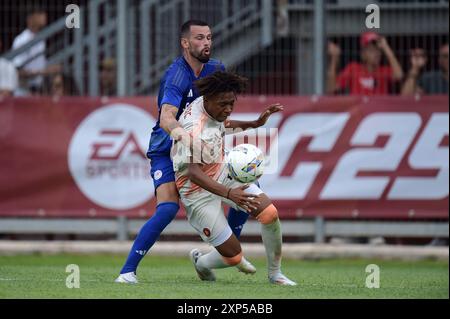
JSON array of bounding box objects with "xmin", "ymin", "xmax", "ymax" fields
[{"xmin": 0, "ymin": 254, "xmax": 448, "ymax": 299}]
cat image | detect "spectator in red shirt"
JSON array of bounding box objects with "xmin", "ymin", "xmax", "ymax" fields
[{"xmin": 326, "ymin": 32, "xmax": 404, "ymax": 95}]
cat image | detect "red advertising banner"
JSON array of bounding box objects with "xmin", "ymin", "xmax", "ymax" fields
[{"xmin": 0, "ymin": 96, "xmax": 448, "ymax": 219}]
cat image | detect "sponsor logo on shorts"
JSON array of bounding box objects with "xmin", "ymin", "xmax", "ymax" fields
[
  {"xmin": 203, "ymin": 228, "xmax": 211, "ymax": 237},
  {"xmin": 154, "ymin": 170, "xmax": 163, "ymax": 180}
]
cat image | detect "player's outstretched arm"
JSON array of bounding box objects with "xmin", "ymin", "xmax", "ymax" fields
[
  {"xmin": 160, "ymin": 104, "xmax": 191, "ymax": 148},
  {"xmin": 225, "ymin": 103, "xmax": 284, "ymax": 132},
  {"xmin": 160, "ymin": 103, "xmax": 183, "ymax": 134},
  {"xmin": 187, "ymin": 162, "xmax": 260, "ymax": 212}
]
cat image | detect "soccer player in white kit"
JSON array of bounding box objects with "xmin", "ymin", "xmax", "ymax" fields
[{"xmin": 171, "ymin": 71, "xmax": 297, "ymax": 285}]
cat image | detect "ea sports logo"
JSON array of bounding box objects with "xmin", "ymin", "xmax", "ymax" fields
[{"xmin": 68, "ymin": 104, "xmax": 156, "ymax": 210}]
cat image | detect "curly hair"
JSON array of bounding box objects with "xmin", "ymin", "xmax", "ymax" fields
[{"xmin": 195, "ymin": 71, "xmax": 248, "ymax": 98}]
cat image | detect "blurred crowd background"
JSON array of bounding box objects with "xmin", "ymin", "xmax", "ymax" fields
[
  {"xmin": 0, "ymin": 1, "xmax": 448, "ymax": 246},
  {"xmin": 0, "ymin": 0, "xmax": 448, "ymax": 99}
]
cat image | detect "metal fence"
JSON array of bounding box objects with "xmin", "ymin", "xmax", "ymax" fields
[
  {"xmin": 1, "ymin": 217, "xmax": 448, "ymax": 243},
  {"xmin": 0, "ymin": 1, "xmax": 448, "ymax": 244},
  {"xmin": 0, "ymin": 0, "xmax": 448, "ymax": 96}
]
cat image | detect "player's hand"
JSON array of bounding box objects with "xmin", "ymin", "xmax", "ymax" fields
[
  {"xmin": 227, "ymin": 185, "xmax": 261, "ymax": 212},
  {"xmin": 171, "ymin": 127, "xmax": 192, "ymax": 149},
  {"xmin": 255, "ymin": 103, "xmax": 284, "ymax": 128}
]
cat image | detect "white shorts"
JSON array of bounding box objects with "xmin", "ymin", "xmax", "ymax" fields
[{"xmin": 179, "ymin": 164, "xmax": 263, "ymax": 247}]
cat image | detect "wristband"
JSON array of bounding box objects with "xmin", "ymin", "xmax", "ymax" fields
[{"xmin": 226, "ymin": 188, "xmax": 231, "ymax": 199}]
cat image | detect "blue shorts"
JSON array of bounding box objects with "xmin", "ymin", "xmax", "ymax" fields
[{"xmin": 149, "ymin": 153, "xmax": 175, "ymax": 191}]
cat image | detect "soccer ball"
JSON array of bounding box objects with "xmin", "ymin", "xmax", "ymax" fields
[{"xmin": 227, "ymin": 144, "xmax": 265, "ymax": 183}]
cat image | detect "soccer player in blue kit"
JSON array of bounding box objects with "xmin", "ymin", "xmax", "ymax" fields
[{"xmin": 116, "ymin": 20, "xmax": 282, "ymax": 284}]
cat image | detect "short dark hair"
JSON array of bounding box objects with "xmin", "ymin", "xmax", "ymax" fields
[
  {"xmin": 27, "ymin": 6, "xmax": 46, "ymax": 17},
  {"xmin": 180, "ymin": 20, "xmax": 209, "ymax": 38},
  {"xmin": 195, "ymin": 71, "xmax": 248, "ymax": 98}
]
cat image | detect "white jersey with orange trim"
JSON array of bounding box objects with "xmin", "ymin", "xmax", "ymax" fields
[
  {"xmin": 171, "ymin": 96, "xmax": 263, "ymax": 247},
  {"xmin": 172, "ymin": 96, "xmax": 225, "ymax": 198}
]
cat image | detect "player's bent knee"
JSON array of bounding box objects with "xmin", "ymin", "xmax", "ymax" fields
[
  {"xmin": 256, "ymin": 204, "xmax": 278, "ymax": 225},
  {"xmin": 156, "ymin": 182, "xmax": 180, "ymax": 204},
  {"xmin": 221, "ymin": 251, "xmax": 243, "ymax": 266}
]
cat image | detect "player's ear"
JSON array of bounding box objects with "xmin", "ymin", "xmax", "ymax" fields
[{"xmin": 181, "ymin": 37, "xmax": 189, "ymax": 49}]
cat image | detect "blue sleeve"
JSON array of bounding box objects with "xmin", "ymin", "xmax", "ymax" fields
[{"xmin": 160, "ymin": 68, "xmax": 189, "ymax": 108}]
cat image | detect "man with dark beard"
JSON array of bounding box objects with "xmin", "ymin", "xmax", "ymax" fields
[{"xmin": 116, "ymin": 20, "xmax": 280, "ymax": 284}]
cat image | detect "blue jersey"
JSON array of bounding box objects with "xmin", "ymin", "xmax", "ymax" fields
[{"xmin": 147, "ymin": 56, "xmax": 225, "ymax": 158}]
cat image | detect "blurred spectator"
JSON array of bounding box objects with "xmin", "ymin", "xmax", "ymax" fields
[
  {"xmin": 401, "ymin": 43, "xmax": 449, "ymax": 95},
  {"xmin": 0, "ymin": 39, "xmax": 18, "ymax": 98},
  {"xmin": 99, "ymin": 58, "xmax": 117, "ymax": 96},
  {"xmin": 12, "ymin": 8, "xmax": 61, "ymax": 95},
  {"xmin": 45, "ymin": 72, "xmax": 80, "ymax": 98},
  {"xmin": 327, "ymin": 32, "xmax": 404, "ymax": 95},
  {"xmin": 276, "ymin": 0, "xmax": 289, "ymax": 37}
]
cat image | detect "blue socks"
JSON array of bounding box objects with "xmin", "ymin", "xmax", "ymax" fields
[
  {"xmin": 121, "ymin": 201, "xmax": 251, "ymax": 274},
  {"xmin": 120, "ymin": 202, "xmax": 179, "ymax": 274},
  {"xmin": 227, "ymin": 207, "xmax": 250, "ymax": 238}
]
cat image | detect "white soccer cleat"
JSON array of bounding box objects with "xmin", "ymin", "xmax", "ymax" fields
[
  {"xmin": 189, "ymin": 249, "xmax": 216, "ymax": 281},
  {"xmin": 115, "ymin": 272, "xmax": 138, "ymax": 284},
  {"xmin": 236, "ymin": 257, "xmax": 256, "ymax": 274},
  {"xmin": 269, "ymin": 273, "xmax": 297, "ymax": 286}
]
